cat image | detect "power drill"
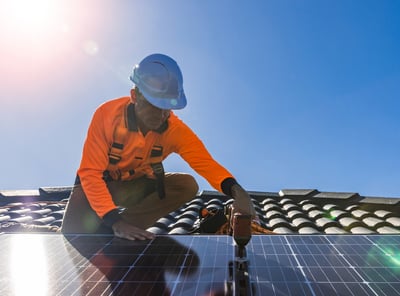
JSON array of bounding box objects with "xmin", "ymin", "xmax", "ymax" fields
[
  {"xmin": 226, "ymin": 208, "xmax": 254, "ymax": 295},
  {"xmin": 230, "ymin": 210, "xmax": 252, "ymax": 259}
]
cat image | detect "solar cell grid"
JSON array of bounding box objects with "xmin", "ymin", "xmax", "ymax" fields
[{"xmin": 0, "ymin": 234, "xmax": 400, "ymax": 295}]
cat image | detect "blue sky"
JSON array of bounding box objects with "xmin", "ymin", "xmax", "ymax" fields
[{"xmin": 0, "ymin": 0, "xmax": 399, "ymax": 197}]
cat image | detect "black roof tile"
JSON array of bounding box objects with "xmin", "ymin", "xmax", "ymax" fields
[
  {"xmin": 282, "ymin": 203, "xmax": 300, "ymax": 212},
  {"xmin": 329, "ymin": 209, "xmax": 351, "ymax": 220},
  {"xmin": 1, "ymin": 186, "xmax": 400, "ymax": 235},
  {"xmin": 10, "ymin": 216, "xmax": 33, "ymax": 224},
  {"xmin": 32, "ymin": 216, "xmax": 56, "ymax": 225},
  {"xmin": 269, "ymin": 217, "xmax": 292, "ymax": 229},
  {"xmin": 265, "ymin": 210, "xmax": 284, "ymax": 219},
  {"xmin": 301, "ymin": 203, "xmax": 320, "ymax": 212},
  {"xmin": 249, "ymin": 191, "xmax": 280, "ymax": 198},
  {"xmin": 345, "ymin": 204, "xmax": 359, "ymax": 211},
  {"xmin": 260, "ymin": 198, "xmax": 279, "ymax": 205},
  {"xmin": 38, "ymin": 186, "xmax": 72, "ymax": 200},
  {"xmin": 273, "ymin": 227, "xmax": 294, "ymax": 234},
  {"xmin": 291, "ymin": 217, "xmax": 315, "ymax": 228},
  {"xmin": 308, "ymin": 210, "xmax": 325, "ymax": 220},
  {"xmin": 48, "ymin": 210, "xmax": 65, "ymax": 220},
  {"xmin": 376, "ymin": 226, "xmax": 400, "ymax": 234},
  {"xmin": 374, "ymin": 210, "xmax": 396, "ymax": 219},
  {"xmin": 322, "ymin": 204, "xmax": 341, "ymax": 211},
  {"xmin": 315, "ymin": 217, "xmax": 340, "ymax": 229},
  {"xmin": 360, "ymin": 196, "xmax": 400, "ymax": 205},
  {"xmin": 313, "ymin": 191, "xmax": 360, "ymax": 201},
  {"xmin": 361, "ymin": 217, "xmax": 388, "ymax": 229},
  {"xmin": 0, "ymin": 189, "xmax": 40, "ymax": 198},
  {"xmin": 324, "ymin": 226, "xmax": 348, "ymax": 234},
  {"xmin": 338, "ymin": 217, "xmax": 365, "ymax": 229},
  {"xmin": 278, "ymin": 198, "xmax": 294, "ymax": 205},
  {"xmin": 287, "ymin": 210, "xmax": 307, "ymax": 220},
  {"xmin": 350, "ymin": 226, "xmax": 375, "ymax": 234},
  {"xmin": 147, "ymin": 226, "xmax": 168, "ymax": 235},
  {"xmin": 279, "ymin": 189, "xmax": 319, "ymax": 198},
  {"xmin": 386, "ymin": 217, "xmax": 400, "ymax": 227},
  {"xmin": 298, "ymin": 226, "xmax": 320, "ymax": 234},
  {"xmin": 0, "ymin": 215, "xmax": 11, "ymax": 223},
  {"xmin": 168, "ymin": 227, "xmax": 189, "ymax": 234},
  {"xmin": 263, "ymin": 203, "xmax": 282, "ymax": 212},
  {"xmin": 351, "ymin": 209, "xmax": 373, "ymax": 219}
]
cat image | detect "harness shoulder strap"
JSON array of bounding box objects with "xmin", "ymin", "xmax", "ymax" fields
[{"xmin": 107, "ymin": 106, "xmax": 129, "ymax": 180}]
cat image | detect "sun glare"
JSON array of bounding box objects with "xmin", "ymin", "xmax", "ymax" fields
[
  {"xmin": 1, "ymin": 0, "xmax": 66, "ymax": 44},
  {"xmin": 10, "ymin": 235, "xmax": 49, "ymax": 296}
]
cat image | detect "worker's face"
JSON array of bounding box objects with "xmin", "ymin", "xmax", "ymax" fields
[{"xmin": 134, "ymin": 91, "xmax": 170, "ymax": 130}]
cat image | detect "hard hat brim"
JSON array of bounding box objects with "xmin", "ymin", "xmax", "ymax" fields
[{"xmin": 140, "ymin": 88, "xmax": 187, "ymax": 110}]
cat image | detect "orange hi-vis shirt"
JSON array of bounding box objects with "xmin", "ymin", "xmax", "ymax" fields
[{"xmin": 77, "ymin": 96, "xmax": 235, "ymax": 218}]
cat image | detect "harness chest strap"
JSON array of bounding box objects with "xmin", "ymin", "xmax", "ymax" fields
[{"xmin": 106, "ymin": 104, "xmax": 166, "ymax": 199}]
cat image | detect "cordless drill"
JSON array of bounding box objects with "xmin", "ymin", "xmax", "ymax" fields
[
  {"xmin": 231, "ymin": 211, "xmax": 252, "ymax": 259},
  {"xmin": 226, "ymin": 210, "xmax": 254, "ymax": 295}
]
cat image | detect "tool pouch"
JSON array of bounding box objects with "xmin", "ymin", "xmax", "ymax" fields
[{"xmin": 191, "ymin": 207, "xmax": 228, "ymax": 234}]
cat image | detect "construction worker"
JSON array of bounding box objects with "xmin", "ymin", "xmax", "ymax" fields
[{"xmin": 61, "ymin": 53, "xmax": 256, "ymax": 240}]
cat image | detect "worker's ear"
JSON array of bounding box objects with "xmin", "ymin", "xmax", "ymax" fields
[{"xmin": 130, "ymin": 88, "xmax": 136, "ymax": 103}]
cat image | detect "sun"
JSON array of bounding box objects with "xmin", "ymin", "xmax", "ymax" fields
[{"xmin": 1, "ymin": 0, "xmax": 67, "ymax": 43}]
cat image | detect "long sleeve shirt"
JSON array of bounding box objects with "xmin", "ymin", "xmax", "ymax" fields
[{"xmin": 77, "ymin": 96, "xmax": 237, "ymax": 219}]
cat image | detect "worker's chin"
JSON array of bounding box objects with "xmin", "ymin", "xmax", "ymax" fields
[{"xmin": 144, "ymin": 121, "xmax": 162, "ymax": 130}]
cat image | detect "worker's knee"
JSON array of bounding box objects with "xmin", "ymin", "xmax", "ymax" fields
[
  {"xmin": 165, "ymin": 173, "xmax": 199, "ymax": 200},
  {"xmin": 182, "ymin": 174, "xmax": 199, "ymax": 197}
]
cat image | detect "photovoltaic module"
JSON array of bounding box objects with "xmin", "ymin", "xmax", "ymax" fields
[{"xmin": 0, "ymin": 234, "xmax": 399, "ymax": 295}]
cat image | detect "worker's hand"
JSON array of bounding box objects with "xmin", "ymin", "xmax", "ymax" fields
[
  {"xmin": 112, "ymin": 220, "xmax": 155, "ymax": 241},
  {"xmin": 231, "ymin": 184, "xmax": 257, "ymax": 218}
]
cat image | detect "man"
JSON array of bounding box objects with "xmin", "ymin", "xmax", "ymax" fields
[{"xmin": 61, "ymin": 53, "xmax": 255, "ymax": 240}]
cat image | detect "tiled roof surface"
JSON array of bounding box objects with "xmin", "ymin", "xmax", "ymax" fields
[{"xmin": 1, "ymin": 187, "xmax": 400, "ymax": 234}]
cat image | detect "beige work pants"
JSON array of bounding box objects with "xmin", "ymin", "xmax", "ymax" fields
[{"xmin": 61, "ymin": 173, "xmax": 199, "ymax": 234}]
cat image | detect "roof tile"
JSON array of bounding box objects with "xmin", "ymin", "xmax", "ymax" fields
[
  {"xmin": 361, "ymin": 217, "xmax": 388, "ymax": 229},
  {"xmin": 308, "ymin": 210, "xmax": 325, "ymax": 220},
  {"xmin": 279, "ymin": 189, "xmax": 319, "ymax": 198},
  {"xmin": 376, "ymin": 226, "xmax": 400, "ymax": 234},
  {"xmin": 329, "ymin": 210, "xmax": 350, "ymax": 220},
  {"xmin": 360, "ymin": 196, "xmax": 400, "ymax": 206},
  {"xmin": 374, "ymin": 210, "xmax": 396, "ymax": 219},
  {"xmin": 385, "ymin": 217, "xmax": 400, "ymax": 227},
  {"xmin": 315, "ymin": 217, "xmax": 340, "ymax": 229},
  {"xmin": 350, "ymin": 226, "xmax": 375, "ymax": 234},
  {"xmin": 291, "ymin": 217, "xmax": 315, "ymax": 228},
  {"xmin": 301, "ymin": 203, "xmax": 320, "ymax": 212},
  {"xmin": 298, "ymin": 227, "xmax": 320, "ymax": 234},
  {"xmin": 351, "ymin": 209, "xmax": 373, "ymax": 219},
  {"xmin": 1, "ymin": 187, "xmax": 400, "ymax": 235},
  {"xmin": 269, "ymin": 218, "xmax": 292, "ymax": 229},
  {"xmin": 263, "ymin": 203, "xmax": 282, "ymax": 212},
  {"xmin": 324, "ymin": 227, "xmax": 348, "ymax": 234},
  {"xmin": 322, "ymin": 204, "xmax": 340, "ymax": 211},
  {"xmin": 32, "ymin": 216, "xmax": 56, "ymax": 225},
  {"xmin": 345, "ymin": 205, "xmax": 359, "ymax": 211},
  {"xmin": 287, "ymin": 210, "xmax": 307, "ymax": 220},
  {"xmin": 282, "ymin": 203, "xmax": 300, "ymax": 212},
  {"xmin": 265, "ymin": 210, "xmax": 284, "ymax": 219},
  {"xmin": 338, "ymin": 217, "xmax": 364, "ymax": 229},
  {"xmin": 313, "ymin": 192, "xmax": 360, "ymax": 201},
  {"xmin": 272, "ymin": 227, "xmax": 294, "ymax": 234}
]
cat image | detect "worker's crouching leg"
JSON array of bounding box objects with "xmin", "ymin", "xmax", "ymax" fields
[
  {"xmin": 61, "ymin": 185, "xmax": 108, "ymax": 234},
  {"xmin": 121, "ymin": 173, "xmax": 199, "ymax": 230}
]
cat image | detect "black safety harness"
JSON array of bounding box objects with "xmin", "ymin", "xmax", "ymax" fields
[{"xmin": 106, "ymin": 103, "xmax": 167, "ymax": 199}]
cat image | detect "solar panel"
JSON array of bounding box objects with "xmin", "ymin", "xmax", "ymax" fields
[{"xmin": 0, "ymin": 234, "xmax": 399, "ymax": 295}]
